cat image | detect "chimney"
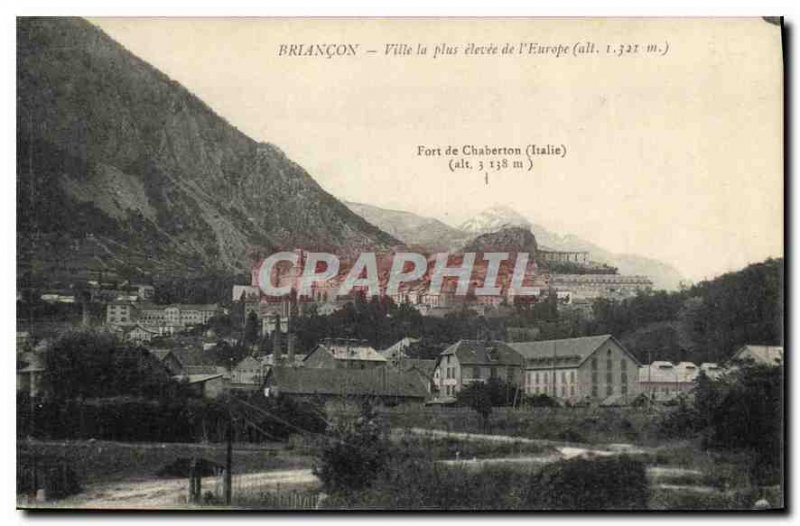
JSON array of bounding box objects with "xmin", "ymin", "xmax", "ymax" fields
[{"xmin": 272, "ymin": 313, "xmax": 283, "ymax": 362}]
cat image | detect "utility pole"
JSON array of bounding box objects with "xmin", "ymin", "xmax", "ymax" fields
[{"xmin": 224, "ymin": 408, "xmax": 233, "ymax": 505}]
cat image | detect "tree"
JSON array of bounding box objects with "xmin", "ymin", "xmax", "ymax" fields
[
  {"xmin": 456, "ymin": 382, "xmax": 493, "ymax": 431},
  {"xmin": 42, "ymin": 330, "xmax": 174, "ymax": 400},
  {"xmin": 314, "ymin": 400, "xmax": 391, "ymax": 495}
]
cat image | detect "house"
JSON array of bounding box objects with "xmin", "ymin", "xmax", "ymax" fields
[
  {"xmin": 510, "ymin": 335, "xmax": 641, "ymax": 403},
  {"xmin": 638, "ymin": 360, "xmax": 726, "ymax": 401},
  {"xmin": 303, "ymin": 339, "xmax": 387, "ymax": 369},
  {"xmin": 262, "ymin": 366, "xmax": 428, "ymax": 407},
  {"xmin": 149, "ymin": 349, "xmax": 185, "ymax": 376},
  {"xmin": 380, "ymin": 337, "xmax": 420, "ymax": 365},
  {"xmin": 231, "ymin": 356, "xmax": 269, "ymax": 385},
  {"xmin": 432, "ymin": 340, "xmax": 524, "ymax": 399},
  {"xmin": 132, "ymin": 284, "xmax": 155, "ymax": 301},
  {"xmin": 106, "ymin": 301, "xmax": 137, "ymax": 326},
  {"xmin": 731, "ymin": 345, "xmax": 784, "ymax": 367},
  {"xmin": 700, "ymin": 362, "xmax": 724, "ymax": 379},
  {"xmin": 124, "ymin": 324, "xmax": 159, "ymax": 343}
]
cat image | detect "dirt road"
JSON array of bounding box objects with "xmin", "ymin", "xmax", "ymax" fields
[{"xmin": 24, "ymin": 468, "xmax": 319, "ymax": 510}]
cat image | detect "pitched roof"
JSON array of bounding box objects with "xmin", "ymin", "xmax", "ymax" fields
[
  {"xmin": 380, "ymin": 337, "xmax": 420, "ymax": 359},
  {"xmin": 401, "ymin": 358, "xmax": 437, "ymax": 379},
  {"xmin": 150, "ymin": 348, "xmax": 180, "ymax": 362},
  {"xmin": 508, "ymin": 335, "xmax": 628, "ymax": 367},
  {"xmin": 187, "ymin": 373, "xmax": 223, "ymax": 384},
  {"xmin": 234, "ymin": 356, "xmax": 265, "ymax": 370},
  {"xmin": 265, "ymin": 367, "xmax": 427, "ymax": 399},
  {"xmin": 312, "ymin": 339, "xmax": 387, "ymax": 363},
  {"xmin": 440, "ymin": 340, "xmax": 523, "ymax": 366},
  {"xmin": 733, "ymin": 345, "xmax": 784, "ymax": 365}
]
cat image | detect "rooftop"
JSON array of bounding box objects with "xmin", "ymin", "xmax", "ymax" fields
[{"xmin": 265, "ymin": 367, "xmax": 427, "ymax": 399}]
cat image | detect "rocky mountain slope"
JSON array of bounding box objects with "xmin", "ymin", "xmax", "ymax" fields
[
  {"xmin": 461, "ymin": 227, "xmax": 538, "ymax": 255},
  {"xmin": 344, "ymin": 201, "xmax": 469, "ymax": 251},
  {"xmin": 17, "ymin": 17, "xmax": 398, "ymax": 283},
  {"xmin": 345, "ymin": 202, "xmax": 685, "ymax": 290}
]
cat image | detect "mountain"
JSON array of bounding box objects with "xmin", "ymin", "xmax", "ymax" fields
[
  {"xmin": 461, "ymin": 227, "xmax": 538, "ymax": 255},
  {"xmin": 458, "ymin": 205, "xmax": 532, "ymax": 235},
  {"xmin": 17, "ymin": 17, "xmax": 398, "ymax": 284},
  {"xmin": 345, "ymin": 202, "xmax": 685, "ymax": 290},
  {"xmin": 344, "ymin": 201, "xmax": 469, "ymax": 251}
]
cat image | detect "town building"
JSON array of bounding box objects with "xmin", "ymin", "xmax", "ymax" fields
[
  {"xmin": 106, "ymin": 301, "xmax": 137, "ymax": 326},
  {"xmin": 539, "ymin": 250, "xmax": 590, "ymax": 265},
  {"xmin": 123, "ymin": 324, "xmax": 160, "ymax": 343},
  {"xmin": 549, "ymin": 274, "xmax": 654, "ymax": 301},
  {"xmin": 638, "ymin": 360, "xmax": 724, "ymax": 401},
  {"xmin": 106, "ymin": 302, "xmax": 221, "ymax": 333},
  {"xmin": 149, "ymin": 349, "xmax": 185, "ymax": 377},
  {"xmin": 510, "ymin": 334, "xmax": 641, "ymax": 403},
  {"xmin": 432, "ymin": 340, "xmax": 524, "ymax": 399},
  {"xmin": 380, "ymin": 337, "xmax": 421, "ymax": 365},
  {"xmin": 231, "ymin": 356, "xmax": 269, "ymax": 385},
  {"xmin": 262, "ymin": 366, "xmax": 428, "ymax": 407},
  {"xmin": 303, "ymin": 339, "xmax": 387, "ymax": 369},
  {"xmin": 731, "ymin": 345, "xmax": 784, "ymax": 367}
]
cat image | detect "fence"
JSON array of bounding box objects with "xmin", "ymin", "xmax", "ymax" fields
[{"xmin": 180, "ymin": 470, "xmax": 323, "ymax": 509}]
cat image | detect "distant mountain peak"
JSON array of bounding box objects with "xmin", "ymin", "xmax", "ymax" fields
[
  {"xmin": 345, "ymin": 201, "xmax": 685, "ymax": 290},
  {"xmin": 458, "ymin": 205, "xmax": 532, "ymax": 234}
]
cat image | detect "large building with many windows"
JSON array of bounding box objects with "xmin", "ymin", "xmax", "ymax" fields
[{"xmin": 509, "ymin": 335, "xmax": 641, "ymax": 403}]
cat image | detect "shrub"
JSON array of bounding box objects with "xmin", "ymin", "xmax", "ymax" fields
[
  {"xmin": 313, "ymin": 401, "xmax": 391, "ymax": 495},
  {"xmin": 525, "ymin": 393, "xmax": 559, "ymax": 408},
  {"xmin": 528, "ymin": 455, "xmax": 649, "ymax": 510}
]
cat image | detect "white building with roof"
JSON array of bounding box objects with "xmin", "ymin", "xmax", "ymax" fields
[
  {"xmin": 731, "ymin": 345, "xmax": 783, "ymax": 367},
  {"xmin": 510, "ymin": 334, "xmax": 641, "ymax": 403},
  {"xmin": 303, "ymin": 339, "xmax": 388, "ymax": 370}
]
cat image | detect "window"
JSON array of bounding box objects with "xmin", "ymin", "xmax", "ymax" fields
[
  {"xmin": 620, "ymin": 359, "xmax": 627, "ymax": 370},
  {"xmin": 570, "ymin": 385, "xmax": 575, "ymax": 396},
  {"xmin": 570, "ymin": 371, "xmax": 575, "ymax": 383},
  {"xmin": 621, "ymin": 384, "xmax": 628, "ymax": 395},
  {"xmin": 606, "ymin": 384, "xmax": 613, "ymax": 396},
  {"xmin": 592, "ymin": 385, "xmax": 598, "ymax": 397},
  {"xmin": 561, "ymin": 371, "xmax": 566, "ymax": 383},
  {"xmin": 535, "ymin": 372, "xmax": 539, "ymax": 384},
  {"xmin": 507, "ymin": 367, "xmax": 513, "ymax": 380},
  {"xmin": 591, "ymin": 357, "xmax": 598, "ymax": 370},
  {"xmin": 606, "ymin": 358, "xmax": 613, "ymax": 370},
  {"xmin": 621, "ymin": 372, "xmax": 628, "ymax": 384},
  {"xmin": 544, "ymin": 373, "xmax": 548, "ymax": 384},
  {"xmin": 606, "ymin": 372, "xmax": 612, "ymax": 384},
  {"xmin": 561, "ymin": 386, "xmax": 566, "ymax": 397},
  {"xmin": 591, "ymin": 372, "xmax": 598, "ymax": 384},
  {"xmin": 473, "ymin": 367, "xmax": 480, "ymax": 379}
]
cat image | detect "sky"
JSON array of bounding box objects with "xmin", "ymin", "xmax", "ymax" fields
[{"xmin": 90, "ymin": 17, "xmax": 783, "ymax": 283}]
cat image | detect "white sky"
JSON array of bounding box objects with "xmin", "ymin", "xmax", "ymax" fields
[{"xmin": 90, "ymin": 17, "xmax": 784, "ymax": 282}]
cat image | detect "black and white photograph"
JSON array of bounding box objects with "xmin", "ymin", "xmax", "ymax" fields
[{"xmin": 14, "ymin": 14, "xmax": 785, "ymax": 512}]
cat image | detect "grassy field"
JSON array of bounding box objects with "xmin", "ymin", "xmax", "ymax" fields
[
  {"xmin": 365, "ymin": 405, "xmax": 664, "ymax": 445},
  {"xmin": 17, "ymin": 439, "xmax": 314, "ymax": 486}
]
